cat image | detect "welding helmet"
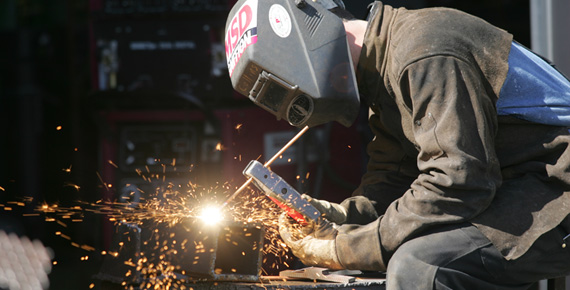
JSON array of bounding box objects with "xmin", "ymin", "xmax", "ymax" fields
[{"xmin": 224, "ymin": 0, "xmax": 360, "ymax": 128}]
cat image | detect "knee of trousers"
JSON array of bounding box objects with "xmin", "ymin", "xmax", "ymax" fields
[{"xmin": 386, "ymin": 241, "xmax": 439, "ymax": 290}]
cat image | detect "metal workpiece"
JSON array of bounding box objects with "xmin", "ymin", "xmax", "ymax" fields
[
  {"xmin": 165, "ymin": 220, "xmax": 265, "ymax": 282},
  {"xmin": 95, "ymin": 222, "xmax": 143, "ymax": 285},
  {"xmin": 243, "ymin": 160, "xmax": 321, "ymax": 224},
  {"xmin": 96, "ymin": 219, "xmax": 265, "ymax": 286}
]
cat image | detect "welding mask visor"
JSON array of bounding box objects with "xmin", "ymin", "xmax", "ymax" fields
[{"xmin": 225, "ymin": 0, "xmax": 359, "ymax": 128}]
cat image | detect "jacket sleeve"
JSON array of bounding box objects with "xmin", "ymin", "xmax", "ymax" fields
[
  {"xmin": 341, "ymin": 108, "xmax": 420, "ymax": 225},
  {"xmin": 336, "ymin": 55, "xmax": 503, "ymax": 270}
]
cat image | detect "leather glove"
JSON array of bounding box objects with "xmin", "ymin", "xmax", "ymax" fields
[
  {"xmin": 301, "ymin": 194, "xmax": 347, "ymax": 225},
  {"xmin": 278, "ymin": 213, "xmax": 344, "ymax": 270}
]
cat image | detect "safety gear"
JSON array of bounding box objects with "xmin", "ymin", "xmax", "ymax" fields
[
  {"xmin": 279, "ymin": 213, "xmax": 344, "ymax": 270},
  {"xmin": 224, "ymin": 0, "xmax": 360, "ymax": 128},
  {"xmin": 302, "ymin": 194, "xmax": 347, "ymax": 225}
]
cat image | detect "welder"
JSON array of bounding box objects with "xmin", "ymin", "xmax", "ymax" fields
[{"xmin": 225, "ymin": 0, "xmax": 570, "ymax": 289}]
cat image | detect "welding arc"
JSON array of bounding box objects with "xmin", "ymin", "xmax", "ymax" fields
[{"xmin": 221, "ymin": 125, "xmax": 310, "ymax": 208}]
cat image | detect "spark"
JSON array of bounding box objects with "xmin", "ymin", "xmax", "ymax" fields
[
  {"xmin": 108, "ymin": 160, "xmax": 119, "ymax": 168},
  {"xmin": 63, "ymin": 182, "xmax": 80, "ymax": 191},
  {"xmin": 7, "ymin": 201, "xmax": 25, "ymax": 207},
  {"xmin": 198, "ymin": 206, "xmax": 224, "ymax": 225},
  {"xmin": 9, "ymin": 161, "xmax": 298, "ymax": 289},
  {"xmin": 96, "ymin": 172, "xmax": 110, "ymax": 191}
]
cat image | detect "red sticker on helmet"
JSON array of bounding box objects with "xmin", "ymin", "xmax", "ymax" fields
[{"xmin": 225, "ymin": 0, "xmax": 258, "ymax": 76}]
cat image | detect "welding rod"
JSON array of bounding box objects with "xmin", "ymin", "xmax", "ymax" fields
[{"xmin": 221, "ymin": 125, "xmax": 310, "ymax": 208}]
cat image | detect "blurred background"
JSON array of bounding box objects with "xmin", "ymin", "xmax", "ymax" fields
[{"xmin": 0, "ymin": 0, "xmax": 566, "ymax": 289}]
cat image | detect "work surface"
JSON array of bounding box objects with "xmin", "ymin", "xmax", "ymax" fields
[
  {"xmin": 184, "ymin": 275, "xmax": 386, "ymax": 290},
  {"xmin": 98, "ymin": 267, "xmax": 386, "ymax": 289},
  {"xmin": 178, "ymin": 267, "xmax": 388, "ymax": 289}
]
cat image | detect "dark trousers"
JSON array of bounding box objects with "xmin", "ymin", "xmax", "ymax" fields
[{"xmin": 386, "ymin": 223, "xmax": 570, "ymax": 290}]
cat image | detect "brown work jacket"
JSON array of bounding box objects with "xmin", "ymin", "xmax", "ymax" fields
[{"xmin": 334, "ymin": 2, "xmax": 570, "ymax": 271}]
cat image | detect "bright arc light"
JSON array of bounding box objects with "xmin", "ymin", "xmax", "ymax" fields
[{"xmin": 198, "ymin": 206, "xmax": 224, "ymax": 225}]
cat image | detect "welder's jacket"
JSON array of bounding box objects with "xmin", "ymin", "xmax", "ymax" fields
[{"xmin": 334, "ymin": 2, "xmax": 570, "ymax": 271}]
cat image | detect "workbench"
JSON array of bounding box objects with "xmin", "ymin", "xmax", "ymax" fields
[
  {"xmin": 178, "ymin": 268, "xmax": 386, "ymax": 290},
  {"xmin": 184, "ymin": 276, "xmax": 386, "ymax": 290}
]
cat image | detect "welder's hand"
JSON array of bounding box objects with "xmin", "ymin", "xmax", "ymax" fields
[
  {"xmin": 279, "ymin": 213, "xmax": 344, "ymax": 270},
  {"xmin": 302, "ymin": 194, "xmax": 347, "ymax": 225}
]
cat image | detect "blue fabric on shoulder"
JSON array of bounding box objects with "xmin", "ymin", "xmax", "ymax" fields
[{"xmin": 497, "ymin": 42, "xmax": 570, "ymax": 126}]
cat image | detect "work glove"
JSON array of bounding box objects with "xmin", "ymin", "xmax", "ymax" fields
[
  {"xmin": 278, "ymin": 213, "xmax": 344, "ymax": 270},
  {"xmin": 301, "ymin": 194, "xmax": 348, "ymax": 225}
]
